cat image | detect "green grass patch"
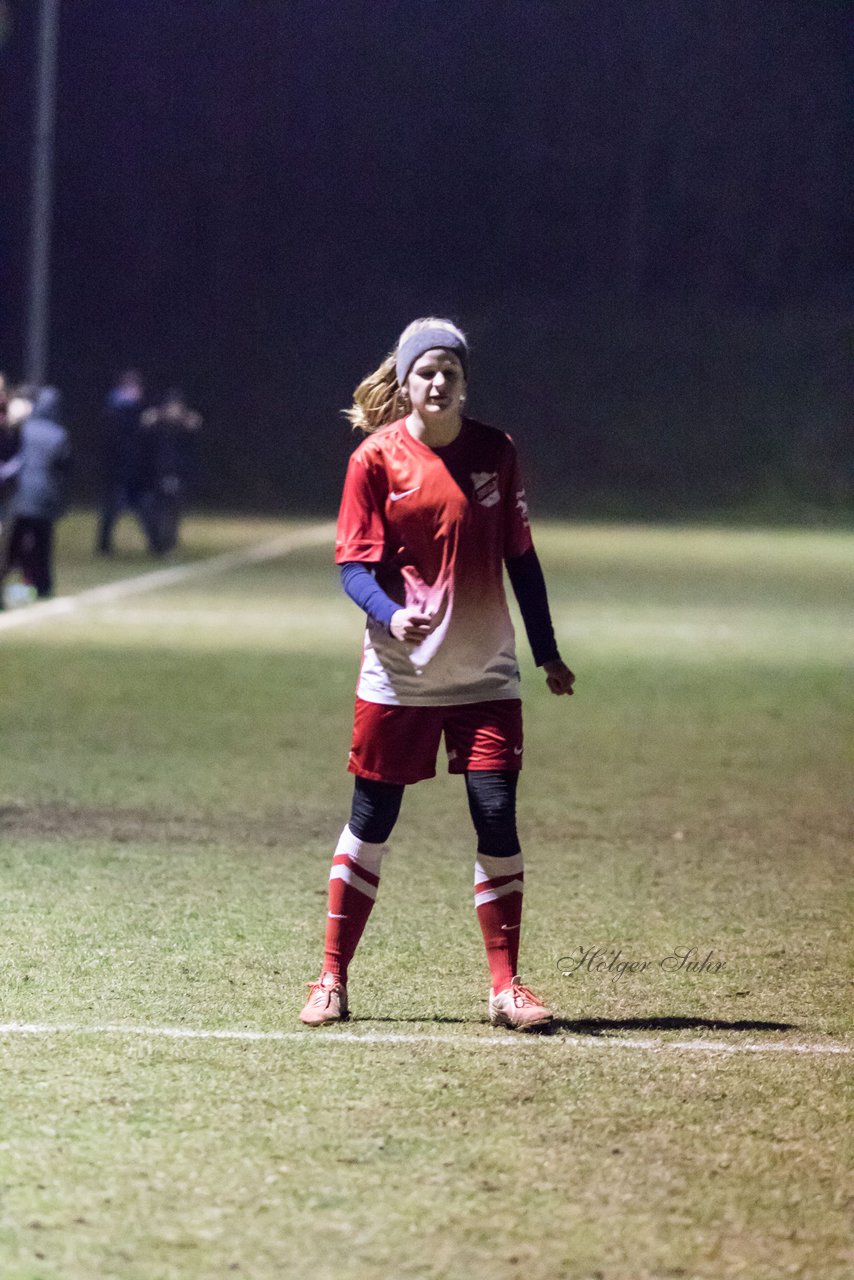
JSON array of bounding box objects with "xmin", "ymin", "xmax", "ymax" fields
[{"xmin": 0, "ymin": 513, "xmax": 851, "ymax": 1278}]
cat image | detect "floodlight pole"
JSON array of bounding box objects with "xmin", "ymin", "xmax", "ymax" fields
[{"xmin": 24, "ymin": 0, "xmax": 60, "ymax": 385}]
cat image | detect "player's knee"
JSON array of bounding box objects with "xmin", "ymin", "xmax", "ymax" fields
[
  {"xmin": 465, "ymin": 770, "xmax": 520, "ymax": 857},
  {"xmin": 348, "ymin": 776, "xmax": 405, "ymax": 844}
]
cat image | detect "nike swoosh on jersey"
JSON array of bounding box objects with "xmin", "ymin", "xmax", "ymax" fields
[
  {"xmin": 513, "ymin": 746, "xmax": 524, "ymax": 755},
  {"xmin": 389, "ymin": 487, "xmax": 421, "ymax": 501}
]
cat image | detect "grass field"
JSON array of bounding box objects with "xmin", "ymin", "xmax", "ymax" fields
[{"xmin": 1, "ymin": 510, "xmax": 852, "ymax": 1280}]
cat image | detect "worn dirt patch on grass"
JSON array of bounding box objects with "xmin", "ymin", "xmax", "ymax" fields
[{"xmin": 0, "ymin": 803, "xmax": 323, "ymax": 848}]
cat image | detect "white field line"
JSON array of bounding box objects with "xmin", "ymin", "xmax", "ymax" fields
[
  {"xmin": 0, "ymin": 521, "xmax": 337, "ymax": 633},
  {"xmin": 0, "ymin": 1022, "xmax": 849, "ymax": 1056}
]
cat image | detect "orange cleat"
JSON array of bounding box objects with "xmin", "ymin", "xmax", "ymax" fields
[
  {"xmin": 300, "ymin": 972, "xmax": 349, "ymax": 1026},
  {"xmin": 488, "ymin": 977, "xmax": 554, "ymax": 1031}
]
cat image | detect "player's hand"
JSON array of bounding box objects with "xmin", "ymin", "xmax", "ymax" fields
[
  {"xmin": 390, "ymin": 607, "xmax": 433, "ymax": 644},
  {"xmin": 543, "ymin": 659, "xmax": 575, "ymax": 696}
]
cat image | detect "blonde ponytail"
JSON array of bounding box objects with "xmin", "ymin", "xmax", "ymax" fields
[
  {"xmin": 343, "ymin": 317, "xmax": 468, "ymax": 435},
  {"xmin": 342, "ymin": 352, "xmax": 406, "ymax": 434}
]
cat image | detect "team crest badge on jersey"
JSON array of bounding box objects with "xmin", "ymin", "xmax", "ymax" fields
[{"xmin": 471, "ymin": 471, "xmax": 500, "ymax": 507}]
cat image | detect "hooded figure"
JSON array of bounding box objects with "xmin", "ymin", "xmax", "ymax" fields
[{"xmin": 8, "ymin": 387, "xmax": 72, "ymax": 519}]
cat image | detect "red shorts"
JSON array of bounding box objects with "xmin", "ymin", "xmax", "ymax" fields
[{"xmin": 348, "ymin": 697, "xmax": 524, "ymax": 785}]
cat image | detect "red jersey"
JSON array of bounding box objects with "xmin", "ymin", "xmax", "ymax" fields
[{"xmin": 335, "ymin": 416, "xmax": 534, "ymax": 706}]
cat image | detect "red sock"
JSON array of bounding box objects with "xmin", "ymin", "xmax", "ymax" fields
[
  {"xmin": 322, "ymin": 827, "xmax": 386, "ymax": 982},
  {"xmin": 474, "ymin": 852, "xmax": 524, "ymax": 993}
]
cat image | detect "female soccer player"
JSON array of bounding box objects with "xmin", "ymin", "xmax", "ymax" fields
[{"xmin": 300, "ymin": 318, "xmax": 575, "ymax": 1030}]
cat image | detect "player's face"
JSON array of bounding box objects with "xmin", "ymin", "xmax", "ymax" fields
[{"xmin": 405, "ymin": 350, "xmax": 466, "ymax": 419}]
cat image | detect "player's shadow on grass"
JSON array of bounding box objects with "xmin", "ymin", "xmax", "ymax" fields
[
  {"xmin": 552, "ymin": 1015, "xmax": 798, "ymax": 1035},
  {"xmin": 348, "ymin": 1015, "xmax": 799, "ymax": 1032}
]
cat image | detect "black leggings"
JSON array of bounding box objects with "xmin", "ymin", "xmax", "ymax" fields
[
  {"xmin": 348, "ymin": 771, "xmax": 520, "ymax": 857},
  {"xmin": 0, "ymin": 515, "xmax": 55, "ymax": 597}
]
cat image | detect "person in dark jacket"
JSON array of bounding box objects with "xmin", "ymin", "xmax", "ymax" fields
[
  {"xmin": 94, "ymin": 370, "xmax": 160, "ymax": 555},
  {"xmin": 140, "ymin": 388, "xmax": 203, "ymax": 553},
  {"xmin": 0, "ymin": 376, "xmax": 15, "ymax": 529},
  {"xmin": 0, "ymin": 386, "xmax": 72, "ymax": 604}
]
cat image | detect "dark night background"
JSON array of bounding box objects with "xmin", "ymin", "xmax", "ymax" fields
[{"xmin": 0, "ymin": 1, "xmax": 850, "ymax": 518}]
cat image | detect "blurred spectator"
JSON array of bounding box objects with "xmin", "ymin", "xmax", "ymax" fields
[
  {"xmin": 0, "ymin": 379, "xmax": 33, "ymax": 533},
  {"xmin": 0, "ymin": 374, "xmax": 10, "ymax": 455},
  {"xmin": 0, "ymin": 386, "xmax": 72, "ymax": 605},
  {"xmin": 140, "ymin": 388, "xmax": 203, "ymax": 553},
  {"xmin": 0, "ymin": 376, "xmax": 14, "ymax": 527},
  {"xmin": 8, "ymin": 383, "xmax": 35, "ymax": 428},
  {"xmin": 94, "ymin": 370, "xmax": 160, "ymax": 555}
]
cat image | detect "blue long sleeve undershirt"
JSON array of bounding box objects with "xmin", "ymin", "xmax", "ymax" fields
[
  {"xmin": 504, "ymin": 547, "xmax": 560, "ymax": 667},
  {"xmin": 339, "ymin": 550, "xmax": 560, "ymax": 667},
  {"xmin": 339, "ymin": 561, "xmax": 398, "ymax": 630}
]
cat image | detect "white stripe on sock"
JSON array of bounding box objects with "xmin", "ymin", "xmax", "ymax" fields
[
  {"xmin": 329, "ymin": 864, "xmax": 378, "ymax": 901},
  {"xmin": 474, "ymin": 878, "xmax": 524, "ymax": 907},
  {"xmin": 474, "ymin": 852, "xmax": 524, "ymax": 886},
  {"xmin": 335, "ymin": 825, "xmax": 387, "ymax": 874}
]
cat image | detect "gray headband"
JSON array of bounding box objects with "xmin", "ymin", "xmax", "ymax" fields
[{"xmin": 395, "ymin": 328, "xmax": 469, "ymax": 386}]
